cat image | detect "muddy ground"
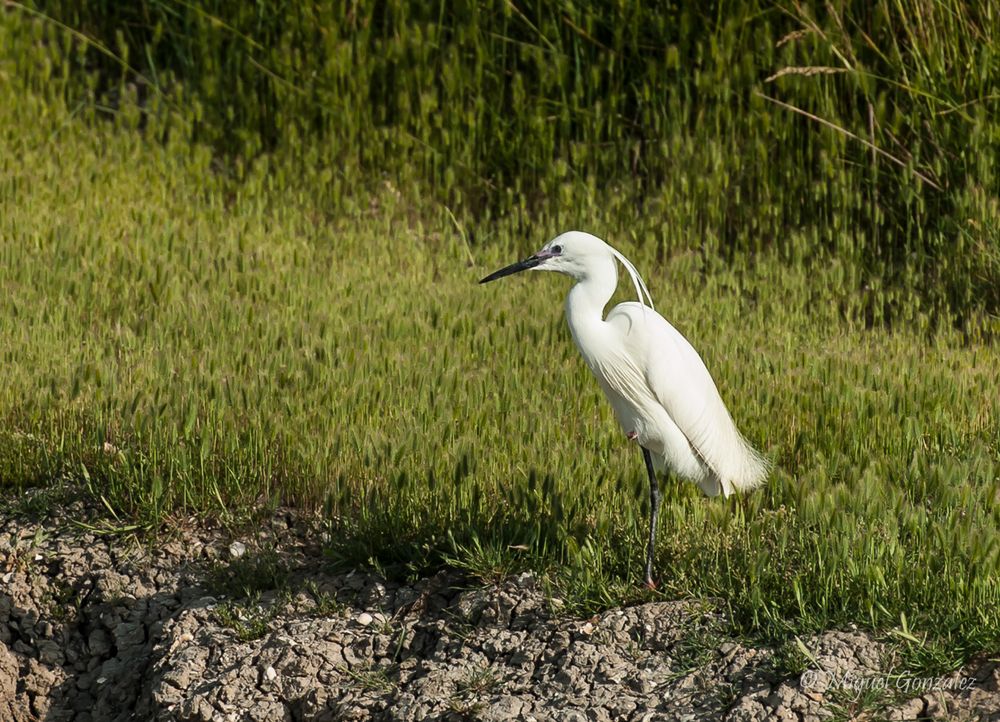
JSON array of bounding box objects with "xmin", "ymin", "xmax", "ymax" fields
[{"xmin": 1, "ymin": 492, "xmax": 997, "ymax": 721}]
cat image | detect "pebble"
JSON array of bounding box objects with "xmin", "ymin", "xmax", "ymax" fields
[
  {"xmin": 228, "ymin": 541, "xmax": 247, "ymax": 559},
  {"xmin": 357, "ymin": 612, "xmax": 373, "ymax": 626}
]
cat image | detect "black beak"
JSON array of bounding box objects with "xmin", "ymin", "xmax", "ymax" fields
[{"xmin": 479, "ymin": 255, "xmax": 543, "ymax": 284}]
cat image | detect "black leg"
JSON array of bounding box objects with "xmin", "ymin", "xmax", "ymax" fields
[{"xmin": 642, "ymin": 447, "xmax": 660, "ymax": 588}]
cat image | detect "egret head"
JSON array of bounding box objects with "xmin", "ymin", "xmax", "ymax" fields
[
  {"xmin": 478, "ymin": 231, "xmax": 610, "ymax": 284},
  {"xmin": 479, "ymin": 231, "xmax": 655, "ymax": 310}
]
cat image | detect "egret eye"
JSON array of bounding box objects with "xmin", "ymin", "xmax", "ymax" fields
[{"xmin": 552, "ymin": 244, "xmax": 562, "ymax": 254}]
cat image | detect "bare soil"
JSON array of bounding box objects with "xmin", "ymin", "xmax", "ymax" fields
[{"xmin": 1, "ymin": 492, "xmax": 997, "ymax": 721}]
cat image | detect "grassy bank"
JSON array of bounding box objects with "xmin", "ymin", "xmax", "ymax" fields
[{"xmin": 1, "ymin": 4, "xmax": 999, "ymax": 671}]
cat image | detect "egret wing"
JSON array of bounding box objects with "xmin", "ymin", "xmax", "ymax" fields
[{"xmin": 609, "ymin": 303, "xmax": 768, "ymax": 496}]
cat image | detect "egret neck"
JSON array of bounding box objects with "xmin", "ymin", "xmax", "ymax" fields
[{"xmin": 564, "ymin": 252, "xmax": 619, "ymax": 367}]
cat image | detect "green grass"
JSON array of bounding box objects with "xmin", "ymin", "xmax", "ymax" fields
[
  {"xmin": 214, "ymin": 597, "xmax": 281, "ymax": 642},
  {"xmin": 1, "ymin": 5, "xmax": 999, "ymax": 674},
  {"xmin": 207, "ymin": 548, "xmax": 290, "ymax": 599}
]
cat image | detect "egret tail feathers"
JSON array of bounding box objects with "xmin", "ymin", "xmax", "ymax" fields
[{"xmin": 696, "ymin": 436, "xmax": 770, "ymax": 498}]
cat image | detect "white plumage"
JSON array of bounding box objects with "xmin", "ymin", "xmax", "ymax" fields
[
  {"xmin": 480, "ymin": 230, "xmax": 768, "ymax": 586},
  {"xmin": 597, "ymin": 301, "xmax": 768, "ymax": 497}
]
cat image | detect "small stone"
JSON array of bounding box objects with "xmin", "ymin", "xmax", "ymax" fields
[
  {"xmin": 922, "ymin": 694, "xmax": 948, "ymax": 719},
  {"xmin": 265, "ymin": 665, "xmax": 277, "ymax": 681},
  {"xmin": 228, "ymin": 541, "xmax": 246, "ymax": 559},
  {"xmin": 581, "ymin": 622, "xmax": 594, "ymax": 635},
  {"xmin": 357, "ymin": 612, "xmax": 373, "ymax": 626},
  {"xmin": 773, "ymin": 707, "xmax": 798, "ymax": 722},
  {"xmin": 887, "ymin": 698, "xmax": 924, "ymax": 721},
  {"xmin": 36, "ymin": 639, "xmax": 64, "ymax": 665}
]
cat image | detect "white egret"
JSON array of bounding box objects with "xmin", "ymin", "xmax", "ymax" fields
[{"xmin": 480, "ymin": 231, "xmax": 768, "ymax": 587}]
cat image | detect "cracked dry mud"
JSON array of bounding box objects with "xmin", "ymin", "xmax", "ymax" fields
[{"xmin": 1, "ymin": 497, "xmax": 998, "ymax": 721}]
